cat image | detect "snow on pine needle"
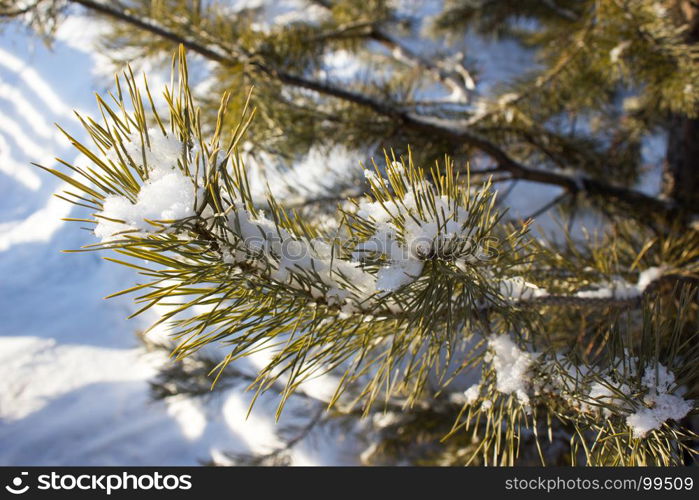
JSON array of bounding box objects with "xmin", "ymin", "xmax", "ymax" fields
[
  {"xmin": 37, "ymin": 48, "xmax": 541, "ymax": 413},
  {"xmin": 38, "ymin": 48, "xmax": 698, "ymax": 466},
  {"xmin": 626, "ymin": 364, "xmax": 693, "ymax": 438},
  {"xmin": 355, "ymin": 160, "xmax": 474, "ymax": 293},
  {"xmin": 96, "ymin": 128, "xmax": 204, "ymax": 241},
  {"xmin": 448, "ymin": 325, "xmax": 695, "ymax": 465}
]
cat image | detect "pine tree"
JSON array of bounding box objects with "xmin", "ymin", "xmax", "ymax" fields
[{"xmin": 4, "ymin": 0, "xmax": 699, "ymax": 465}]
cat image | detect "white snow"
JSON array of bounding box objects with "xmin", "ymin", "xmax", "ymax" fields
[
  {"xmin": 579, "ymin": 359, "xmax": 692, "ymax": 438},
  {"xmin": 375, "ymin": 257, "xmax": 424, "ymax": 292},
  {"xmin": 96, "ymin": 130, "xmax": 200, "ymax": 241},
  {"xmin": 636, "ymin": 266, "xmax": 665, "ymax": 291},
  {"xmin": 462, "ymin": 383, "xmax": 481, "ymax": 405},
  {"xmin": 487, "ymin": 334, "xmax": 536, "ymax": 405},
  {"xmin": 372, "ymin": 411, "xmax": 401, "ymax": 428},
  {"xmin": 227, "ymin": 206, "xmax": 378, "ymax": 313},
  {"xmin": 586, "ymin": 381, "xmax": 631, "ymax": 417},
  {"xmin": 222, "ymin": 163, "xmax": 479, "ymax": 308},
  {"xmin": 626, "ymin": 393, "xmax": 692, "ymax": 438},
  {"xmin": 575, "ymin": 266, "xmax": 665, "ymax": 300},
  {"xmin": 626, "ymin": 364, "xmax": 692, "ymax": 438},
  {"xmin": 354, "ymin": 172, "xmax": 471, "ymax": 293}
]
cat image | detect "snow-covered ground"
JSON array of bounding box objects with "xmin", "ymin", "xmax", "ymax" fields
[{"xmin": 0, "ymin": 20, "xmax": 353, "ymax": 466}]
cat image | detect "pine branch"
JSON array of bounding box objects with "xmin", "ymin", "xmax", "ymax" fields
[{"xmin": 12, "ymin": 0, "xmax": 699, "ymax": 468}]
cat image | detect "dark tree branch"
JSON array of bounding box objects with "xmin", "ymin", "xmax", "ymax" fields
[
  {"xmin": 69, "ymin": 0, "xmax": 231, "ymax": 64},
  {"xmin": 0, "ymin": 1, "xmax": 40, "ymax": 18},
  {"xmin": 67, "ymin": 0, "xmax": 681, "ymax": 220}
]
